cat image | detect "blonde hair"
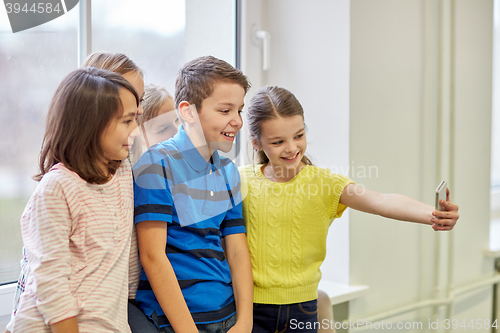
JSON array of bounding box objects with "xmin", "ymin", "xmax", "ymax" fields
[
  {"xmin": 82, "ymin": 52, "xmax": 144, "ymax": 77},
  {"xmin": 139, "ymin": 84, "xmax": 173, "ymax": 125},
  {"xmin": 130, "ymin": 84, "xmax": 175, "ymax": 164}
]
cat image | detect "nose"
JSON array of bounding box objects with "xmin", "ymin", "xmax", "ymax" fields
[
  {"xmin": 284, "ymin": 140, "xmax": 297, "ymax": 153},
  {"xmin": 137, "ymin": 103, "xmax": 144, "ymax": 116},
  {"xmin": 130, "ymin": 122, "xmax": 140, "ymax": 139},
  {"xmin": 230, "ymin": 112, "xmax": 243, "ymax": 129}
]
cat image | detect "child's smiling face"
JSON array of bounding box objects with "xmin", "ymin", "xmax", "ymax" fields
[
  {"xmin": 197, "ymin": 82, "xmax": 245, "ymax": 153},
  {"xmin": 255, "ymin": 115, "xmax": 307, "ymax": 177},
  {"xmin": 100, "ymin": 88, "xmax": 139, "ymax": 164}
]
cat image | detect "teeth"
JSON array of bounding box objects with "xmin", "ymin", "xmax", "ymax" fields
[
  {"xmin": 283, "ymin": 153, "xmax": 298, "ymax": 160},
  {"xmin": 223, "ymin": 132, "xmax": 235, "ymax": 138}
]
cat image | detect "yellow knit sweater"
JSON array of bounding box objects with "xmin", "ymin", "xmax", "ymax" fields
[{"xmin": 239, "ymin": 165, "xmax": 354, "ymax": 304}]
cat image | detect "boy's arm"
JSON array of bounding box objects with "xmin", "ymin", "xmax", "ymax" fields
[
  {"xmin": 340, "ymin": 184, "xmax": 459, "ymax": 231},
  {"xmin": 224, "ymin": 233, "xmax": 253, "ymax": 332},
  {"xmin": 136, "ymin": 221, "xmax": 198, "ymax": 333}
]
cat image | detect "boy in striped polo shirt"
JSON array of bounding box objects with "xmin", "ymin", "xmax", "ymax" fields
[{"xmin": 132, "ymin": 56, "xmax": 253, "ymax": 333}]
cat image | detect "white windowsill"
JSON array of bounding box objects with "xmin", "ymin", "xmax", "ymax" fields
[
  {"xmin": 0, "ymin": 279, "xmax": 369, "ymax": 321},
  {"xmin": 318, "ymin": 279, "xmax": 370, "ymax": 305},
  {"xmin": 0, "ymin": 283, "xmax": 16, "ymax": 316},
  {"xmin": 487, "ymin": 189, "xmax": 500, "ymax": 257}
]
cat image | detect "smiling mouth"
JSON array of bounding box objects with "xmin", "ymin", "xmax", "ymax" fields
[
  {"xmin": 281, "ymin": 152, "xmax": 300, "ymax": 161},
  {"xmin": 222, "ymin": 132, "xmax": 236, "ymax": 139}
]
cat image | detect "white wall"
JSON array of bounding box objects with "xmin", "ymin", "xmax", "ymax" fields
[
  {"xmin": 349, "ymin": 0, "xmax": 494, "ymax": 330},
  {"xmin": 185, "ymin": 0, "xmax": 236, "ymax": 65},
  {"xmin": 243, "ymin": 0, "xmax": 352, "ymax": 284},
  {"xmin": 243, "ymin": 0, "xmax": 496, "ymax": 330}
]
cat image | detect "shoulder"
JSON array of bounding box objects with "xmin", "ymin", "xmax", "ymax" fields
[
  {"xmin": 220, "ymin": 156, "xmax": 238, "ymax": 173},
  {"xmin": 37, "ymin": 163, "xmax": 85, "ymax": 197},
  {"xmin": 302, "ymin": 166, "xmax": 353, "ymax": 184},
  {"xmin": 133, "ymin": 140, "xmax": 177, "ymax": 169},
  {"xmin": 238, "ymin": 164, "xmax": 260, "ymax": 180},
  {"xmin": 219, "ymin": 156, "xmax": 241, "ymax": 185}
]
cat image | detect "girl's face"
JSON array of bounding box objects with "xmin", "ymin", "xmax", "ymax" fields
[
  {"xmin": 122, "ymin": 71, "xmax": 145, "ymax": 115},
  {"xmin": 100, "ymin": 88, "xmax": 139, "ymax": 165},
  {"xmin": 255, "ymin": 115, "xmax": 307, "ymax": 176},
  {"xmin": 143, "ymin": 97, "xmax": 179, "ymax": 146}
]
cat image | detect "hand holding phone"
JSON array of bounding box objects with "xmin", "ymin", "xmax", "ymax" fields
[
  {"xmin": 435, "ymin": 181, "xmax": 447, "ymax": 211},
  {"xmin": 434, "ymin": 181, "xmax": 447, "ymax": 227}
]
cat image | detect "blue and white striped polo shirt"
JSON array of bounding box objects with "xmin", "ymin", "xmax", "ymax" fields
[{"xmin": 132, "ymin": 125, "xmax": 245, "ymax": 326}]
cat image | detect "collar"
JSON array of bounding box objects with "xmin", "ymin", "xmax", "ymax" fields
[{"xmin": 172, "ymin": 125, "xmax": 221, "ymax": 172}]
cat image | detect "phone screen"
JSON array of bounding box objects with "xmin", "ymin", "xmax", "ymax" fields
[{"xmin": 435, "ymin": 181, "xmax": 447, "ymax": 211}]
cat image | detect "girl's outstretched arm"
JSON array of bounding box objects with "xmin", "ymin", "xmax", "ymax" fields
[{"xmin": 340, "ymin": 184, "xmax": 459, "ymax": 231}]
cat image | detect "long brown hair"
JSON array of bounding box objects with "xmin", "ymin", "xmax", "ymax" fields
[
  {"xmin": 35, "ymin": 67, "xmax": 139, "ymax": 183},
  {"xmin": 247, "ymin": 86, "xmax": 313, "ymax": 165}
]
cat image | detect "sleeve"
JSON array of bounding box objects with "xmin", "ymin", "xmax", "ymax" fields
[
  {"xmin": 220, "ymin": 164, "xmax": 246, "ymax": 236},
  {"xmin": 22, "ymin": 190, "xmax": 82, "ymax": 325},
  {"xmin": 128, "ymin": 225, "xmax": 141, "ymax": 299},
  {"xmin": 133, "ymin": 153, "xmax": 174, "ymax": 224},
  {"xmin": 326, "ymin": 172, "xmax": 356, "ymax": 221}
]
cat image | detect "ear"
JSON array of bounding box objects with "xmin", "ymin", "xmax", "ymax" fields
[
  {"xmin": 251, "ymin": 138, "xmax": 261, "ymax": 151},
  {"xmin": 178, "ymin": 101, "xmax": 196, "ymax": 124}
]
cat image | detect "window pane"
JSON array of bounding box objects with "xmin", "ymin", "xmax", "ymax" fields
[
  {"xmin": 494, "ymin": 0, "xmax": 500, "ymax": 189},
  {"xmin": 92, "ymin": 0, "xmax": 239, "ymax": 160},
  {"xmin": 92, "ymin": 0, "xmax": 186, "ymax": 94},
  {"xmin": 0, "ymin": 7, "xmax": 78, "ymax": 283}
]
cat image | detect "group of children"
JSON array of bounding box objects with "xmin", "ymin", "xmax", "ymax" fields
[{"xmin": 5, "ymin": 52, "xmax": 459, "ymax": 333}]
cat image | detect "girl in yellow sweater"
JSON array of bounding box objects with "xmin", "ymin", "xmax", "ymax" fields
[{"xmin": 239, "ymin": 86, "xmax": 459, "ymax": 333}]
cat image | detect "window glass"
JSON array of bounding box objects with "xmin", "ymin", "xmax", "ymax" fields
[
  {"xmin": 493, "ymin": 0, "xmax": 500, "ymax": 190},
  {"xmin": 0, "ymin": 6, "xmax": 78, "ymax": 283},
  {"xmin": 92, "ymin": 0, "xmax": 186, "ymax": 94}
]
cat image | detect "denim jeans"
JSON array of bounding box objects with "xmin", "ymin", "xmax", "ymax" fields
[
  {"xmin": 128, "ymin": 300, "xmax": 158, "ymax": 333},
  {"xmin": 252, "ymin": 300, "xmax": 318, "ymax": 333},
  {"xmin": 152, "ymin": 312, "xmax": 237, "ymax": 333}
]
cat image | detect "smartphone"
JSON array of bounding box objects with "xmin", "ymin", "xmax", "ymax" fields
[{"xmin": 435, "ymin": 181, "xmax": 447, "ymax": 211}]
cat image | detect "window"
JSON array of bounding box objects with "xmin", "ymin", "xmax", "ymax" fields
[
  {"xmin": 491, "ymin": 0, "xmax": 500, "ymax": 250},
  {"xmin": 0, "ymin": 6, "xmax": 78, "ymax": 284},
  {"xmin": 0, "ymin": 0, "xmax": 238, "ymax": 288}
]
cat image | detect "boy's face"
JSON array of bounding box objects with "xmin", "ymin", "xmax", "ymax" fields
[{"xmin": 197, "ymin": 82, "xmax": 245, "ymax": 153}]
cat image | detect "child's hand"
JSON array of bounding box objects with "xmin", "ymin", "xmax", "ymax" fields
[{"xmin": 431, "ymin": 188, "xmax": 459, "ymax": 231}]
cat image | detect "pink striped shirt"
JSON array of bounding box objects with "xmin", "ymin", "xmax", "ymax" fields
[{"xmin": 12, "ymin": 161, "xmax": 141, "ymax": 333}]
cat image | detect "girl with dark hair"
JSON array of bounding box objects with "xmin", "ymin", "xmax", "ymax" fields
[
  {"xmin": 6, "ymin": 52, "xmax": 158, "ymax": 333},
  {"xmin": 240, "ymin": 86, "xmax": 460, "ymax": 333},
  {"xmin": 11, "ymin": 67, "xmax": 140, "ymax": 333}
]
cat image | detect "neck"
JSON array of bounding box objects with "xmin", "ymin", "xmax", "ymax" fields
[
  {"xmin": 184, "ymin": 123, "xmax": 213, "ymax": 161},
  {"xmin": 262, "ymin": 162, "xmax": 306, "ymax": 182},
  {"xmin": 97, "ymin": 159, "xmax": 112, "ymax": 183}
]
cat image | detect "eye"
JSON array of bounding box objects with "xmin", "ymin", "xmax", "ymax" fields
[
  {"xmin": 156, "ymin": 126, "xmax": 169, "ymax": 134},
  {"xmin": 295, "ymin": 133, "xmax": 304, "ymax": 139},
  {"xmin": 140, "ymin": 98, "xmax": 144, "ymax": 104},
  {"xmin": 272, "ymin": 140, "xmax": 283, "ymax": 145},
  {"xmin": 125, "ymin": 120, "xmax": 133, "ymax": 124},
  {"xmin": 221, "ymin": 110, "xmax": 230, "ymax": 114}
]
